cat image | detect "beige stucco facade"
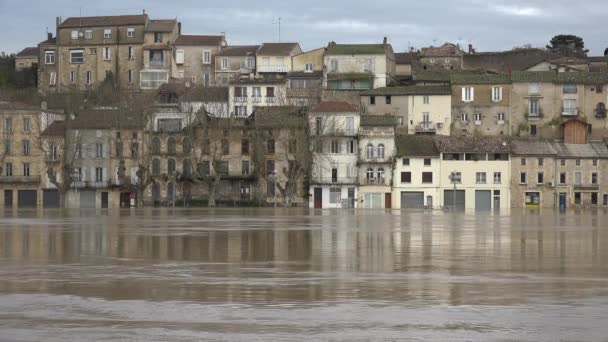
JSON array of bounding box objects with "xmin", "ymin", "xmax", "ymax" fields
[{"xmin": 451, "ymin": 82, "xmax": 510, "ymax": 136}]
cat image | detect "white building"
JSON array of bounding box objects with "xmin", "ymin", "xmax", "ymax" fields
[
  {"xmin": 435, "ymin": 136, "xmax": 511, "ymax": 211},
  {"xmin": 358, "ymin": 115, "xmax": 397, "ymax": 208},
  {"xmin": 392, "ymin": 135, "xmax": 441, "ymax": 209},
  {"xmin": 309, "ymin": 101, "xmax": 360, "ymax": 208},
  {"xmin": 228, "ymin": 78, "xmax": 287, "ymax": 117}
]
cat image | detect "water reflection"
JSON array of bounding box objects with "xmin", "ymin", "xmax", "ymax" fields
[{"xmin": 1, "ymin": 209, "xmax": 607, "ymax": 306}]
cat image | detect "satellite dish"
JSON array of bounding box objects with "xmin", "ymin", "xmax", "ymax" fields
[{"xmin": 78, "ymin": 32, "xmax": 84, "ymax": 37}]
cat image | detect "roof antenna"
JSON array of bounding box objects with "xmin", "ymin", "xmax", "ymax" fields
[{"xmin": 272, "ymin": 17, "xmax": 282, "ymax": 42}]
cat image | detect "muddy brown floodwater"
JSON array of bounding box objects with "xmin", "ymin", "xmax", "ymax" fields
[{"xmin": 0, "ymin": 208, "xmax": 607, "ymax": 341}]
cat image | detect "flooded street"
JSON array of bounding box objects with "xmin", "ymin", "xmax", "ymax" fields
[{"xmin": 1, "ymin": 209, "xmax": 607, "ymax": 341}]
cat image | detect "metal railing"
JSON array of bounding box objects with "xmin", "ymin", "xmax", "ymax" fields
[
  {"xmin": 310, "ymin": 176, "xmax": 358, "ymax": 185},
  {"xmin": 0, "ymin": 175, "xmax": 41, "ymax": 183}
]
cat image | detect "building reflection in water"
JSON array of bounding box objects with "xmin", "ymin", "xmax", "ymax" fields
[{"xmin": 0, "ymin": 208, "xmax": 607, "ymax": 304}]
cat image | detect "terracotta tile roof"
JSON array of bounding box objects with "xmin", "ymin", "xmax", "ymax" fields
[
  {"xmin": 435, "ymin": 136, "xmax": 511, "ymax": 153},
  {"xmin": 462, "ymin": 48, "xmax": 560, "ymax": 73},
  {"xmin": 41, "ymin": 120, "xmax": 65, "ymax": 136},
  {"xmin": 420, "ymin": 43, "xmax": 462, "ymax": 57},
  {"xmin": 257, "ymin": 43, "xmax": 300, "ymax": 56},
  {"xmin": 16, "ymin": 47, "xmax": 39, "ymax": 57},
  {"xmin": 174, "ymin": 35, "xmax": 224, "ymax": 46},
  {"xmin": 311, "ymin": 101, "xmax": 358, "ymax": 113},
  {"xmin": 216, "ymin": 45, "xmax": 259, "ymax": 57},
  {"xmin": 395, "ymin": 134, "xmax": 439, "ymax": 156},
  {"xmin": 361, "ymin": 85, "xmax": 451, "ymax": 96},
  {"xmin": 59, "ymin": 14, "xmax": 148, "ymax": 28},
  {"xmin": 145, "ymin": 19, "xmax": 176, "ymax": 32}
]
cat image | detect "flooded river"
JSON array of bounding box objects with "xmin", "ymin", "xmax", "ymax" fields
[{"xmin": 1, "ymin": 208, "xmax": 607, "ymax": 341}]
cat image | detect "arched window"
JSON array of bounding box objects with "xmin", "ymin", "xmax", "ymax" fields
[
  {"xmin": 378, "ymin": 144, "xmax": 385, "ymax": 159},
  {"xmin": 366, "ymin": 144, "xmax": 374, "ymax": 159},
  {"xmin": 168, "ymin": 158, "xmax": 176, "ymax": 175},
  {"xmin": 377, "ymin": 168, "xmax": 385, "ymax": 181},
  {"xmin": 366, "ymin": 168, "xmax": 374, "ymax": 181},
  {"xmin": 152, "ymin": 182, "xmax": 161, "ymax": 202},
  {"xmin": 596, "ymin": 102, "xmax": 606, "ymax": 117},
  {"xmin": 152, "ymin": 137, "xmax": 161, "ymax": 154},
  {"xmin": 167, "ymin": 137, "xmax": 176, "ymax": 155},
  {"xmin": 182, "ymin": 159, "xmax": 191, "ymax": 177},
  {"xmin": 182, "ymin": 137, "xmax": 191, "ymax": 154},
  {"xmin": 152, "ymin": 158, "xmax": 161, "ymax": 176}
]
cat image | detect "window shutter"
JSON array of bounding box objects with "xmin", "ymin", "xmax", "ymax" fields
[
  {"xmin": 499, "ymin": 87, "xmax": 503, "ymax": 101},
  {"xmin": 461, "ymin": 87, "xmax": 466, "ymax": 102},
  {"xmin": 470, "ymin": 87, "xmax": 475, "ymax": 102},
  {"xmin": 176, "ymin": 50, "xmax": 184, "ymax": 64},
  {"xmin": 103, "ymin": 168, "xmax": 107, "ymax": 182}
]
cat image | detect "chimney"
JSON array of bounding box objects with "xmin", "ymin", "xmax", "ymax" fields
[
  {"xmin": 383, "ymin": 37, "xmax": 388, "ymax": 45},
  {"xmin": 468, "ymin": 44, "xmax": 474, "ymax": 54},
  {"xmin": 56, "ymin": 16, "xmax": 61, "ymax": 29},
  {"xmin": 142, "ymin": 9, "xmax": 146, "ymax": 15},
  {"xmin": 47, "ymin": 32, "xmax": 53, "ymax": 40},
  {"xmin": 178, "ymin": 22, "xmax": 182, "ymax": 35}
]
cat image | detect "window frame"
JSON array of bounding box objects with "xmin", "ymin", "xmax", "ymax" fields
[{"xmin": 70, "ymin": 49, "xmax": 84, "ymax": 64}]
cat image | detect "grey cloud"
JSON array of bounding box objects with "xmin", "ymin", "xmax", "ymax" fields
[{"xmin": 0, "ymin": 0, "xmax": 606, "ymax": 55}]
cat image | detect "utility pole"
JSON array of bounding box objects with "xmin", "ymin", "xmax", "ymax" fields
[{"xmin": 273, "ymin": 17, "xmax": 282, "ymax": 42}]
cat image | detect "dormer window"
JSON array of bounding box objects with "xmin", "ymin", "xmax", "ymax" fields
[{"xmin": 127, "ymin": 27, "xmax": 135, "ymax": 38}]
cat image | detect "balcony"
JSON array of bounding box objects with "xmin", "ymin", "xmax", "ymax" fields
[
  {"xmin": 527, "ymin": 110, "xmax": 544, "ymax": 120},
  {"xmin": 561, "ymin": 107, "xmax": 579, "ymax": 117},
  {"xmin": 310, "ymin": 176, "xmax": 357, "ymax": 185},
  {"xmin": 415, "ymin": 121, "xmax": 436, "ymax": 133},
  {"xmin": 257, "ymin": 65, "xmax": 289, "ymax": 73},
  {"xmin": 73, "ymin": 180, "xmax": 110, "ymax": 189},
  {"xmin": 266, "ymin": 96, "xmax": 276, "ymax": 104},
  {"xmin": 0, "ymin": 176, "xmax": 41, "ymax": 183},
  {"xmin": 362, "ymin": 177, "xmax": 386, "ymax": 185},
  {"xmin": 251, "ymin": 96, "xmax": 262, "ymax": 103},
  {"xmin": 234, "ymin": 96, "xmax": 248, "ymax": 103}
]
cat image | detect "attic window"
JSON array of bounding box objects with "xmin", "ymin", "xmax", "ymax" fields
[
  {"xmin": 127, "ymin": 28, "xmax": 135, "ymax": 38},
  {"xmin": 563, "ymin": 83, "xmax": 577, "ymax": 94},
  {"xmin": 104, "ymin": 29, "xmax": 112, "ymax": 39},
  {"xmin": 71, "ymin": 30, "xmax": 79, "ymax": 40}
]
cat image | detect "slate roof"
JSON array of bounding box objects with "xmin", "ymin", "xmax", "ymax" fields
[
  {"xmin": 38, "ymin": 37, "xmax": 56, "ymax": 46},
  {"xmin": 511, "ymin": 139, "xmax": 557, "ymax": 156},
  {"xmin": 16, "ymin": 47, "xmax": 39, "ymax": 57},
  {"xmin": 360, "ymin": 85, "xmax": 451, "ymax": 96},
  {"xmin": 325, "ymin": 43, "xmax": 389, "ymax": 55},
  {"xmin": 59, "ymin": 15, "xmax": 147, "ymax": 28},
  {"xmin": 216, "ymin": 45, "xmax": 259, "ymax": 57},
  {"xmin": 395, "ymin": 134, "xmax": 439, "ymax": 157},
  {"xmin": 395, "ymin": 52, "xmax": 417, "ymax": 64},
  {"xmin": 174, "ymin": 35, "xmax": 224, "ymax": 46},
  {"xmin": 257, "ymin": 43, "xmax": 300, "ymax": 56},
  {"xmin": 145, "ymin": 19, "xmax": 176, "ymax": 32},
  {"xmin": 434, "ymin": 136, "xmax": 511, "ymax": 153},
  {"xmin": 311, "ymin": 101, "xmax": 358, "ymax": 113},
  {"xmin": 360, "ymin": 115, "xmax": 397, "ymax": 127}
]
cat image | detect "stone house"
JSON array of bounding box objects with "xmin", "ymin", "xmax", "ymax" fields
[
  {"xmin": 360, "ymin": 85, "xmax": 451, "ymax": 134},
  {"xmin": 287, "ymin": 47, "xmax": 324, "ymax": 107},
  {"xmin": 228, "ymin": 77, "xmax": 287, "ymax": 117},
  {"xmin": 0, "ymin": 102, "xmax": 59, "ymax": 208},
  {"xmin": 509, "ymin": 71, "xmax": 608, "ymax": 139},
  {"xmin": 510, "ymin": 139, "xmax": 559, "ymax": 208},
  {"xmin": 358, "ymin": 115, "xmax": 397, "ymax": 208},
  {"xmin": 215, "ymin": 45, "xmax": 259, "ymax": 86},
  {"xmin": 174, "ymin": 34, "xmax": 226, "ymax": 86},
  {"xmin": 15, "ymin": 46, "xmax": 39, "ymax": 85},
  {"xmin": 418, "ymin": 43, "xmax": 463, "ymax": 71},
  {"xmin": 140, "ymin": 19, "xmax": 180, "ymax": 89},
  {"xmin": 392, "ymin": 135, "xmax": 441, "ymax": 209},
  {"xmin": 46, "ymin": 14, "xmax": 150, "ymax": 93},
  {"xmin": 309, "ymin": 101, "xmax": 360, "ymax": 209},
  {"xmin": 323, "ymin": 39, "xmax": 396, "ymax": 91},
  {"xmin": 450, "ymin": 74, "xmax": 511, "ymax": 136}
]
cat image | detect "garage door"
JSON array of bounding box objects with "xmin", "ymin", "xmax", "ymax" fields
[
  {"xmin": 80, "ymin": 190, "xmax": 96, "ymax": 208},
  {"xmin": 364, "ymin": 193, "xmax": 382, "ymax": 208},
  {"xmin": 401, "ymin": 192, "xmax": 424, "ymax": 209},
  {"xmin": 43, "ymin": 189, "xmax": 60, "ymax": 208},
  {"xmin": 475, "ymin": 190, "xmax": 492, "ymax": 211},
  {"xmin": 17, "ymin": 190, "xmax": 37, "ymax": 208},
  {"xmin": 444, "ymin": 190, "xmax": 465, "ymax": 210}
]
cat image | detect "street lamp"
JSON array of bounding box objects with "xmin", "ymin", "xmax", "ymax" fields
[{"xmin": 448, "ymin": 171, "xmax": 461, "ymax": 211}]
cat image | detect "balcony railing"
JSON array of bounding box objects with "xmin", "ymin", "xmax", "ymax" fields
[
  {"xmin": 234, "ymin": 96, "xmax": 248, "ymax": 103},
  {"xmin": 415, "ymin": 121, "xmax": 436, "ymax": 133},
  {"xmin": 363, "ymin": 177, "xmax": 386, "ymax": 185},
  {"xmin": 310, "ymin": 176, "xmax": 358, "ymax": 185},
  {"xmin": 251, "ymin": 96, "xmax": 262, "ymax": 103},
  {"xmin": 266, "ymin": 96, "xmax": 276, "ymax": 103},
  {"xmin": 0, "ymin": 175, "xmax": 41, "ymax": 183},
  {"xmin": 561, "ymin": 107, "xmax": 578, "ymax": 116},
  {"xmin": 73, "ymin": 180, "xmax": 110, "ymax": 189},
  {"xmin": 595, "ymin": 108, "xmax": 607, "ymax": 118},
  {"xmin": 257, "ymin": 65, "xmax": 289, "ymax": 73}
]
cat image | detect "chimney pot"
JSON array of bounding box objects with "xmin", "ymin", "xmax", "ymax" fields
[
  {"xmin": 178, "ymin": 22, "xmax": 182, "ymax": 35},
  {"xmin": 383, "ymin": 37, "xmax": 388, "ymax": 45},
  {"xmin": 47, "ymin": 32, "xmax": 52, "ymax": 40}
]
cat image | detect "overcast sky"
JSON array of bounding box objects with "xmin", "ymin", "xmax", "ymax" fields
[{"xmin": 1, "ymin": 0, "xmax": 607, "ymax": 55}]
